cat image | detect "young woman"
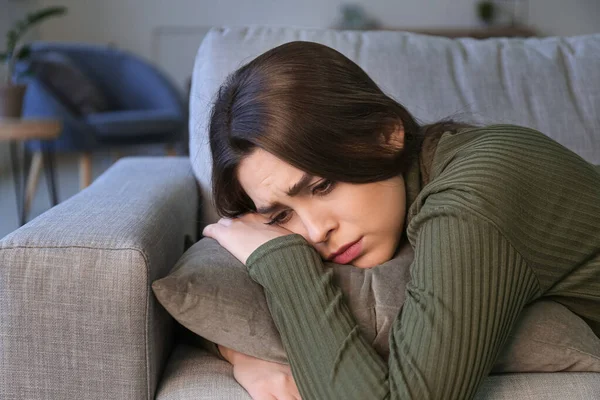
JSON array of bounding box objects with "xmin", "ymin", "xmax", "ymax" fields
[{"xmin": 201, "ymin": 41, "xmax": 600, "ymax": 400}]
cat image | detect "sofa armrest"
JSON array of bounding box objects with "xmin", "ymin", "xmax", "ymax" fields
[{"xmin": 0, "ymin": 157, "xmax": 199, "ymax": 400}]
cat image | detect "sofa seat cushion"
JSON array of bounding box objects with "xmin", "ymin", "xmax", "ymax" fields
[
  {"xmin": 156, "ymin": 343, "xmax": 600, "ymax": 400},
  {"xmin": 155, "ymin": 344, "xmax": 251, "ymax": 400},
  {"xmin": 476, "ymin": 373, "xmax": 600, "ymax": 399}
]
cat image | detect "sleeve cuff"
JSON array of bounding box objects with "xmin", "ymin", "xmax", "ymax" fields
[
  {"xmin": 246, "ymin": 233, "xmax": 327, "ymax": 295},
  {"xmin": 246, "ymin": 233, "xmax": 316, "ymax": 268}
]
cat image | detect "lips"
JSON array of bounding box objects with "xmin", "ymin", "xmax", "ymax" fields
[{"xmin": 328, "ymin": 238, "xmax": 363, "ymax": 264}]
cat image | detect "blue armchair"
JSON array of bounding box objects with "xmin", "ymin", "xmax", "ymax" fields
[{"xmin": 15, "ymin": 41, "xmax": 188, "ymax": 189}]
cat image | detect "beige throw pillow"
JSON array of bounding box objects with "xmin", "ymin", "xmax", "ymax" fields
[{"xmin": 152, "ymin": 238, "xmax": 600, "ymax": 372}]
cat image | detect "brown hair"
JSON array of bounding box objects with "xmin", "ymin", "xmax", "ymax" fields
[{"xmin": 208, "ymin": 41, "xmax": 471, "ymax": 218}]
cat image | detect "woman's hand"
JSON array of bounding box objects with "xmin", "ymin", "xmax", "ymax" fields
[
  {"xmin": 219, "ymin": 345, "xmax": 302, "ymax": 400},
  {"xmin": 202, "ymin": 213, "xmax": 293, "ymax": 265}
]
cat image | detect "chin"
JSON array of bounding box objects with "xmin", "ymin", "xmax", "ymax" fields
[
  {"xmin": 351, "ymin": 254, "xmax": 388, "ymax": 269},
  {"xmin": 351, "ymin": 243, "xmax": 397, "ymax": 268}
]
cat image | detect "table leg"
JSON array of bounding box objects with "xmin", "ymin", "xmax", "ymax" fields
[
  {"xmin": 9, "ymin": 141, "xmax": 26, "ymax": 226},
  {"xmin": 42, "ymin": 141, "xmax": 59, "ymax": 206},
  {"xmin": 24, "ymin": 151, "xmax": 43, "ymax": 217}
]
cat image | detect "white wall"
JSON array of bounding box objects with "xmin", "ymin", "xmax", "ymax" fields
[
  {"xmin": 32, "ymin": 0, "xmax": 599, "ymax": 90},
  {"xmin": 529, "ymin": 0, "xmax": 599, "ymax": 36},
  {"xmin": 0, "ymin": 0, "xmax": 10, "ymax": 36},
  {"xmin": 34, "ymin": 0, "xmax": 480, "ymax": 89},
  {"xmin": 35, "ymin": 0, "xmax": 600, "ymax": 54},
  {"xmin": 36, "ymin": 0, "xmax": 478, "ymax": 60}
]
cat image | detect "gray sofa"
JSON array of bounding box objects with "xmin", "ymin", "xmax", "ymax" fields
[{"xmin": 1, "ymin": 26, "xmax": 599, "ymax": 399}]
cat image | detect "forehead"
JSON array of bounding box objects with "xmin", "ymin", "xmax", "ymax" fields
[{"xmin": 237, "ymin": 149, "xmax": 304, "ymax": 205}]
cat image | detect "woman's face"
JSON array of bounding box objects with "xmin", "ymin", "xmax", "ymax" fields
[{"xmin": 238, "ymin": 149, "xmax": 407, "ymax": 268}]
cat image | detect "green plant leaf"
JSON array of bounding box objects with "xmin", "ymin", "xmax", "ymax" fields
[
  {"xmin": 477, "ymin": 1, "xmax": 496, "ymax": 23},
  {"xmin": 0, "ymin": 52, "xmax": 8, "ymax": 62},
  {"xmin": 15, "ymin": 45, "xmax": 31, "ymax": 60},
  {"xmin": 7, "ymin": 30, "xmax": 18, "ymax": 50},
  {"xmin": 25, "ymin": 6, "xmax": 68, "ymax": 25},
  {"xmin": 4, "ymin": 6, "xmax": 68, "ymax": 53},
  {"xmin": 15, "ymin": 21, "xmax": 27, "ymax": 34}
]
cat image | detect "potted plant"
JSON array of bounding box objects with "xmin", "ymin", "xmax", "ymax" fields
[
  {"xmin": 0, "ymin": 6, "xmax": 67, "ymax": 118},
  {"xmin": 476, "ymin": 1, "xmax": 497, "ymax": 26}
]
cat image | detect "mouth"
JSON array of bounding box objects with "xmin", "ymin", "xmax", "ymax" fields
[{"xmin": 328, "ymin": 237, "xmax": 363, "ymax": 264}]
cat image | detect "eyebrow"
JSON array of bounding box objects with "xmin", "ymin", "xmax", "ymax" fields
[{"xmin": 255, "ymin": 173, "xmax": 314, "ymax": 215}]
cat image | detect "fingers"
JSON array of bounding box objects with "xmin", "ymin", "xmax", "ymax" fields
[
  {"xmin": 276, "ymin": 372, "xmax": 301, "ymax": 400},
  {"xmin": 201, "ymin": 224, "xmax": 212, "ymax": 237},
  {"xmin": 218, "ymin": 217, "xmax": 232, "ymax": 226},
  {"xmin": 203, "ymin": 218, "xmax": 234, "ymax": 238},
  {"xmin": 292, "ymin": 387, "xmax": 302, "ymax": 400},
  {"xmin": 290, "ymin": 378, "xmax": 302, "ymax": 400},
  {"xmin": 203, "ymin": 217, "xmax": 232, "ymax": 238},
  {"xmin": 275, "ymin": 392, "xmax": 301, "ymax": 400},
  {"xmin": 269, "ymin": 392, "xmax": 296, "ymax": 400},
  {"xmin": 248, "ymin": 392, "xmax": 276, "ymax": 400},
  {"xmin": 250, "ymin": 390, "xmax": 298, "ymax": 400},
  {"xmin": 202, "ymin": 222, "xmax": 222, "ymax": 238}
]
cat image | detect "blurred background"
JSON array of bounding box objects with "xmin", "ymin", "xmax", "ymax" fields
[{"xmin": 1, "ymin": 0, "xmax": 599, "ymax": 238}]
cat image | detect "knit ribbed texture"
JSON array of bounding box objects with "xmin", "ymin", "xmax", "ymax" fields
[{"xmin": 246, "ymin": 125, "xmax": 600, "ymax": 400}]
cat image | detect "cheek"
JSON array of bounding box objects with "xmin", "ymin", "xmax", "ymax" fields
[
  {"xmin": 349, "ymin": 191, "xmax": 386, "ymax": 224},
  {"xmin": 284, "ymin": 218, "xmax": 306, "ymax": 235},
  {"xmin": 356, "ymin": 184, "xmax": 406, "ymax": 243}
]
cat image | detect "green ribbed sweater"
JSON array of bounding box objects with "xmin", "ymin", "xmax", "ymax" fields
[{"xmin": 246, "ymin": 125, "xmax": 600, "ymax": 400}]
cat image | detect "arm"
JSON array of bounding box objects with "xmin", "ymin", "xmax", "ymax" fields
[
  {"xmin": 246, "ymin": 209, "xmax": 541, "ymax": 400},
  {"xmin": 218, "ymin": 344, "xmax": 302, "ymax": 400}
]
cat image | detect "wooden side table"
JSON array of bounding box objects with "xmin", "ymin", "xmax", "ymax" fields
[{"xmin": 0, "ymin": 118, "xmax": 62, "ymax": 226}]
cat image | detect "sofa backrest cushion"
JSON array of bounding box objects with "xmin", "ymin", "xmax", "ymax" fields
[{"xmin": 190, "ymin": 26, "xmax": 600, "ymax": 224}]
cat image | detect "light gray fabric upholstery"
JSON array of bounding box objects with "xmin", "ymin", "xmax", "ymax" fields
[
  {"xmin": 476, "ymin": 373, "xmax": 600, "ymax": 399},
  {"xmin": 156, "ymin": 344, "xmax": 251, "ymax": 400},
  {"xmin": 190, "ymin": 26, "xmax": 600, "ymax": 225},
  {"xmin": 156, "ymin": 344, "xmax": 600, "ymax": 400},
  {"xmin": 0, "ymin": 157, "xmax": 198, "ymax": 400}
]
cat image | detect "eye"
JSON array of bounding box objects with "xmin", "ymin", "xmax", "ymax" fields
[
  {"xmin": 312, "ymin": 179, "xmax": 336, "ymax": 196},
  {"xmin": 265, "ymin": 210, "xmax": 292, "ymax": 226}
]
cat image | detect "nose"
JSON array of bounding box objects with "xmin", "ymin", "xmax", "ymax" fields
[{"xmin": 296, "ymin": 208, "xmax": 336, "ymax": 245}]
